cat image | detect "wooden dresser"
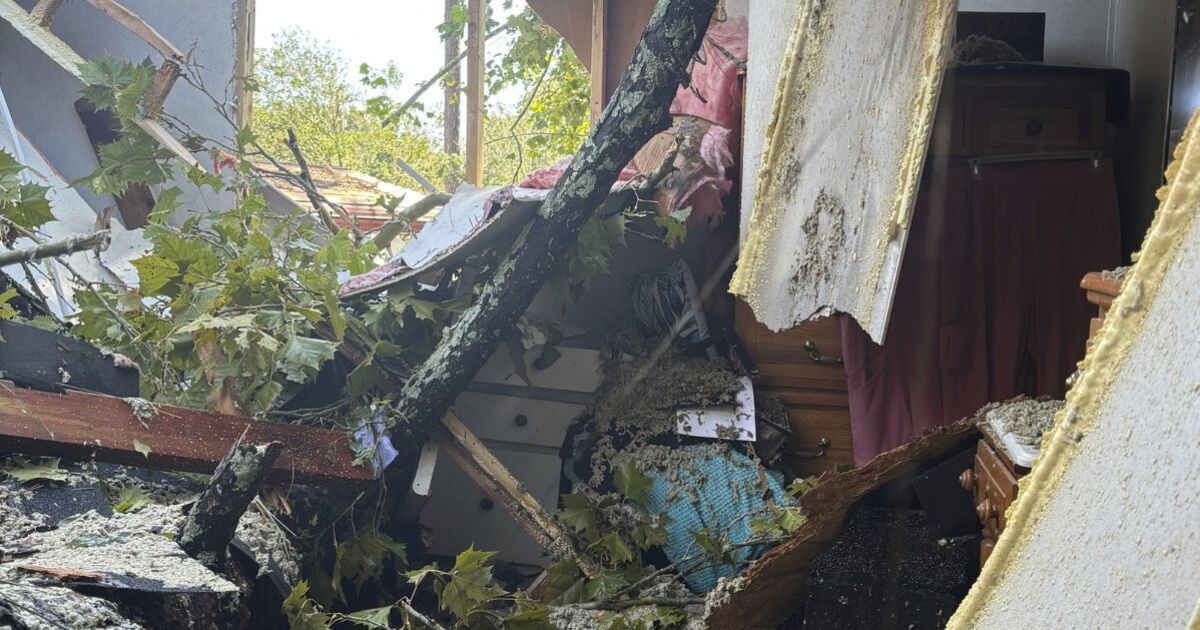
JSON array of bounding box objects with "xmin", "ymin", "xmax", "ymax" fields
[
  {"xmin": 960, "ymin": 423, "xmax": 1027, "ymax": 566},
  {"xmin": 933, "ymin": 63, "xmax": 1127, "ymax": 161},
  {"xmin": 734, "ymin": 300, "xmax": 855, "ymax": 478}
]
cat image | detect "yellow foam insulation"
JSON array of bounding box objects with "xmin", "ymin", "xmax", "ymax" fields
[
  {"xmin": 949, "ymin": 108, "xmax": 1200, "ymax": 628},
  {"xmin": 731, "ymin": 0, "xmax": 957, "ymax": 341}
]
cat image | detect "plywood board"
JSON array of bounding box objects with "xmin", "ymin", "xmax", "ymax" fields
[
  {"xmin": 731, "ymin": 0, "xmax": 957, "ymax": 341},
  {"xmin": 949, "ymin": 109, "xmax": 1200, "ymax": 629}
]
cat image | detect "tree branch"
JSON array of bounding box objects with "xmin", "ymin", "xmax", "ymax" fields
[
  {"xmin": 0, "ymin": 231, "xmax": 109, "ymax": 268},
  {"xmin": 178, "ymin": 434, "xmax": 283, "ymax": 567}
]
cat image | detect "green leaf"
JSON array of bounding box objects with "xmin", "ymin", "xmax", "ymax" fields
[
  {"xmin": 345, "ymin": 606, "xmax": 392, "ymax": 628},
  {"xmin": 590, "ymin": 532, "xmax": 634, "ymax": 565},
  {"xmin": 505, "ymin": 605, "xmax": 554, "ymax": 629},
  {"xmin": 654, "ymin": 212, "xmax": 689, "ymax": 246},
  {"xmin": 282, "ymin": 581, "xmax": 332, "ymax": 630},
  {"xmin": 559, "ymin": 493, "xmax": 599, "ymax": 538},
  {"xmin": 132, "ymin": 439, "xmax": 152, "ymax": 459},
  {"xmin": 114, "ymin": 486, "xmax": 151, "ymax": 513},
  {"xmin": 147, "ymin": 187, "xmax": 184, "ymax": 223},
  {"xmin": 632, "ymin": 522, "xmax": 669, "ymax": 550},
  {"xmin": 613, "ymin": 461, "xmax": 651, "ymax": 508},
  {"xmin": 281, "ymin": 336, "xmax": 338, "ymax": 383},
  {"xmin": 332, "ymin": 530, "xmax": 407, "ymax": 601},
  {"xmin": 132, "ymin": 254, "xmax": 180, "ymax": 295},
  {"xmin": 439, "ymin": 546, "xmax": 505, "ymax": 622},
  {"xmin": 4, "ymin": 456, "xmax": 68, "ymax": 483}
]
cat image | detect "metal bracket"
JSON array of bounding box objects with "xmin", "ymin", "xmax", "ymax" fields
[
  {"xmin": 804, "ymin": 340, "xmax": 843, "ymax": 365},
  {"xmin": 791, "ymin": 437, "xmax": 831, "ymax": 458}
]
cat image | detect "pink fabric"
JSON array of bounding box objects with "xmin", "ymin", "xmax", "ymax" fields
[
  {"xmin": 671, "ymin": 17, "xmax": 747, "ymax": 129},
  {"xmin": 517, "ymin": 157, "xmax": 641, "ymax": 190},
  {"xmin": 841, "ymin": 160, "xmax": 1121, "ymax": 463}
]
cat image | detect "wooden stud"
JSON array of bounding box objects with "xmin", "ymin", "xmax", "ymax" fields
[
  {"xmin": 433, "ymin": 412, "xmax": 601, "ymax": 578},
  {"xmin": 589, "ymin": 0, "xmax": 607, "ymax": 121},
  {"xmin": 83, "ymin": 0, "xmax": 185, "ymax": 61},
  {"xmin": 465, "ymin": 0, "xmax": 485, "ymax": 186},
  {"xmin": 0, "ymin": 384, "xmax": 373, "ymax": 486},
  {"xmin": 233, "ymin": 0, "xmax": 255, "ymax": 129}
]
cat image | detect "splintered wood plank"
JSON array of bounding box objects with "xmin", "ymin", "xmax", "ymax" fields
[
  {"xmin": 0, "ymin": 385, "xmax": 373, "ymax": 486},
  {"xmin": 84, "ymin": 0, "xmax": 185, "ymax": 60},
  {"xmin": 704, "ymin": 414, "xmax": 979, "ymax": 629},
  {"xmin": 0, "ymin": 0, "xmax": 200, "ymax": 168}
]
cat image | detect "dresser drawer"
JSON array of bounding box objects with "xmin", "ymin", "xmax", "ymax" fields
[
  {"xmin": 421, "ymin": 445, "xmax": 561, "ymax": 567},
  {"xmin": 973, "ymin": 439, "xmax": 1018, "ymax": 530},
  {"xmin": 734, "ymin": 300, "xmax": 847, "ymax": 391},
  {"xmin": 984, "ymin": 106, "xmax": 1083, "ymax": 151},
  {"xmin": 781, "ymin": 405, "xmax": 855, "ymax": 478},
  {"xmin": 454, "ymin": 392, "xmax": 583, "ymax": 449}
]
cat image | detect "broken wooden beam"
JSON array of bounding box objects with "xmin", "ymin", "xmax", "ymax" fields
[
  {"xmin": 0, "ymin": 385, "xmax": 373, "ymax": 486},
  {"xmin": 83, "ymin": 0, "xmax": 186, "ymax": 61},
  {"xmin": 179, "ymin": 438, "xmax": 282, "ymax": 567},
  {"xmin": 703, "ymin": 415, "xmax": 981, "ymax": 629},
  {"xmin": 434, "ymin": 412, "xmax": 601, "ymax": 578}
]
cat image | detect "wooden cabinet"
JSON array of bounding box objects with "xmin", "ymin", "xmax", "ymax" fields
[
  {"xmin": 734, "ymin": 300, "xmax": 855, "ymax": 477},
  {"xmin": 959, "ymin": 424, "xmax": 1028, "ymax": 566},
  {"xmin": 935, "ymin": 64, "xmax": 1125, "ymax": 160}
]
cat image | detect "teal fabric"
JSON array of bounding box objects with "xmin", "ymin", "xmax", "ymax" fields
[{"xmin": 645, "ymin": 445, "xmax": 792, "ymax": 592}]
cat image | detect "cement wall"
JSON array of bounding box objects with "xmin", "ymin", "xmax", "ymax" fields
[{"xmin": 0, "ymin": 0, "xmax": 242, "ymax": 223}]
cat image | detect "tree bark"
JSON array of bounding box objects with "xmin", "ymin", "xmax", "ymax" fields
[
  {"xmin": 386, "ymin": 0, "xmax": 716, "ymax": 438},
  {"xmin": 178, "ymin": 437, "xmax": 282, "ymax": 567},
  {"xmin": 0, "ymin": 230, "xmax": 109, "ymax": 268}
]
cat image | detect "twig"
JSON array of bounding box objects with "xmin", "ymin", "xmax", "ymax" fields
[
  {"xmin": 390, "ymin": 23, "xmax": 514, "ymax": 124},
  {"xmin": 371, "ymin": 192, "xmax": 452, "ymax": 249},
  {"xmin": 506, "ymin": 41, "xmax": 559, "ymax": 184},
  {"xmin": 400, "ymin": 601, "xmax": 448, "ymax": 630},
  {"xmin": 0, "ymin": 230, "xmax": 109, "ymax": 268},
  {"xmin": 395, "ymin": 157, "xmax": 439, "ymax": 193},
  {"xmin": 284, "ymin": 128, "xmax": 343, "ymax": 236}
]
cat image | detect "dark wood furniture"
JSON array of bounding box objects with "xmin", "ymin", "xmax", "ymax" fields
[
  {"xmin": 1080, "ymin": 269, "xmax": 1126, "ymax": 346},
  {"xmin": 960, "ymin": 423, "xmax": 1028, "ymax": 566},
  {"xmin": 734, "ymin": 300, "xmax": 855, "ymax": 478}
]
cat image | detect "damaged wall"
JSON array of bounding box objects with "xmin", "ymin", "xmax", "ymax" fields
[{"xmin": 0, "ymin": 0, "xmax": 245, "ymax": 221}]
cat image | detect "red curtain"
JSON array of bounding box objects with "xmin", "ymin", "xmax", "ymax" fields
[{"xmin": 840, "ymin": 159, "xmax": 1121, "ymax": 463}]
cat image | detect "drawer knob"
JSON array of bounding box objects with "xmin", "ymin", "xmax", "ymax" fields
[
  {"xmin": 792, "ymin": 437, "xmax": 831, "ymax": 458},
  {"xmin": 977, "ymin": 498, "xmax": 997, "ymax": 522},
  {"xmin": 803, "ymin": 340, "xmax": 843, "ymax": 365},
  {"xmin": 959, "ymin": 468, "xmax": 975, "ymax": 492},
  {"xmin": 480, "ymin": 498, "xmax": 494, "ymax": 511},
  {"xmin": 514, "ymin": 414, "xmax": 529, "ymax": 427},
  {"xmin": 1024, "ymin": 118, "xmax": 1044, "ymax": 137}
]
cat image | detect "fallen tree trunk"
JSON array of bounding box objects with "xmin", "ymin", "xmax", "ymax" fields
[
  {"xmin": 385, "ymin": 0, "xmax": 718, "ymax": 442},
  {"xmin": 179, "ymin": 437, "xmax": 282, "ymax": 567}
]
